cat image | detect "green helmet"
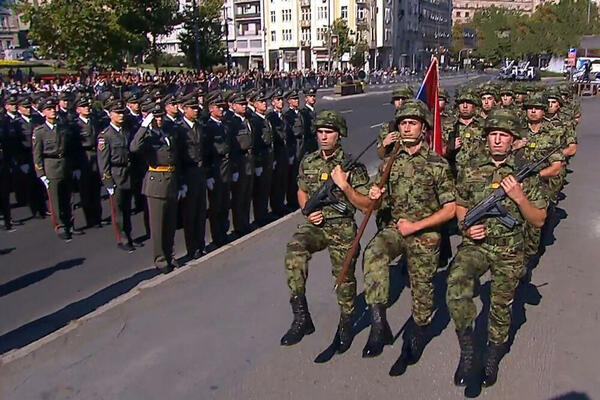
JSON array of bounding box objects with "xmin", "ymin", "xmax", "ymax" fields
[
  {"xmin": 479, "ymin": 84, "xmax": 499, "ymax": 100},
  {"xmin": 391, "ymin": 86, "xmax": 414, "ymax": 102},
  {"xmin": 455, "ymin": 89, "xmax": 482, "ymax": 106},
  {"xmin": 483, "ymin": 109, "xmax": 523, "ymax": 139},
  {"xmin": 439, "ymin": 88, "xmax": 450, "ymax": 100},
  {"xmin": 394, "ymin": 99, "xmax": 433, "ymax": 128},
  {"xmin": 545, "ymin": 89, "xmax": 564, "ymax": 106},
  {"xmin": 523, "ymin": 92, "xmax": 548, "ymax": 110},
  {"xmin": 499, "ymin": 85, "xmax": 514, "ymax": 96},
  {"xmin": 315, "ymin": 110, "xmax": 348, "ymax": 137},
  {"xmin": 513, "ymin": 83, "xmax": 528, "ymax": 95}
]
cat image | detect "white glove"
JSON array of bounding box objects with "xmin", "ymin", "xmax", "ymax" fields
[
  {"xmin": 273, "ymin": 161, "xmax": 277, "ymax": 169},
  {"xmin": 141, "ymin": 112, "xmax": 154, "ymax": 128},
  {"xmin": 20, "ymin": 164, "xmax": 30, "ymax": 174},
  {"xmin": 106, "ymin": 186, "xmax": 115, "ymax": 196},
  {"xmin": 177, "ymin": 184, "xmax": 188, "ymax": 200},
  {"xmin": 288, "ymin": 156, "xmax": 294, "ymax": 165},
  {"xmin": 72, "ymin": 169, "xmax": 81, "ymax": 180},
  {"xmin": 40, "ymin": 176, "xmax": 49, "ymax": 189},
  {"xmin": 254, "ymin": 167, "xmax": 263, "ymax": 177},
  {"xmin": 232, "ymin": 172, "xmax": 239, "ymax": 182},
  {"xmin": 206, "ymin": 177, "xmax": 215, "ymax": 191}
]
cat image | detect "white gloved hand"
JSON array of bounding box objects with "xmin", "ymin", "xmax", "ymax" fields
[
  {"xmin": 254, "ymin": 167, "xmax": 263, "ymax": 177},
  {"xmin": 206, "ymin": 177, "xmax": 215, "ymax": 191},
  {"xmin": 232, "ymin": 172, "xmax": 239, "ymax": 182},
  {"xmin": 141, "ymin": 112, "xmax": 154, "ymax": 128},
  {"xmin": 288, "ymin": 156, "xmax": 294, "ymax": 165},
  {"xmin": 106, "ymin": 186, "xmax": 115, "ymax": 196},
  {"xmin": 273, "ymin": 161, "xmax": 277, "ymax": 169},
  {"xmin": 40, "ymin": 175, "xmax": 49, "ymax": 189},
  {"xmin": 177, "ymin": 184, "xmax": 188, "ymax": 200},
  {"xmin": 72, "ymin": 169, "xmax": 81, "ymax": 180},
  {"xmin": 20, "ymin": 164, "xmax": 30, "ymax": 174}
]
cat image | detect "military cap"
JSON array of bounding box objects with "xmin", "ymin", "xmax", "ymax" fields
[
  {"xmin": 284, "ymin": 89, "xmax": 300, "ymax": 100},
  {"xmin": 245, "ymin": 88, "xmax": 258, "ymax": 101},
  {"xmin": 455, "ymin": 89, "xmax": 482, "ymax": 106},
  {"xmin": 142, "ymin": 101, "xmax": 165, "ymax": 117},
  {"xmin": 391, "ymin": 86, "xmax": 414, "ymax": 102},
  {"xmin": 483, "ymin": 109, "xmax": 523, "ymax": 139},
  {"xmin": 106, "ymin": 100, "xmax": 126, "ymax": 113},
  {"xmin": 39, "ymin": 97, "xmax": 58, "ymax": 110},
  {"xmin": 30, "ymin": 92, "xmax": 46, "ymax": 104},
  {"xmin": 196, "ymin": 86, "xmax": 206, "ymax": 96},
  {"xmin": 18, "ymin": 96, "xmax": 31, "ymax": 107},
  {"xmin": 222, "ymin": 89, "xmax": 235, "ymax": 103},
  {"xmin": 252, "ymin": 90, "xmax": 270, "ymax": 102},
  {"xmin": 523, "ymin": 92, "xmax": 548, "ymax": 110},
  {"xmin": 438, "ymin": 88, "xmax": 450, "ymax": 100},
  {"xmin": 75, "ymin": 96, "xmax": 92, "ymax": 107},
  {"xmin": 394, "ymin": 99, "xmax": 433, "ymax": 128},
  {"xmin": 315, "ymin": 110, "xmax": 348, "ymax": 137},
  {"xmin": 178, "ymin": 92, "xmax": 195, "ymax": 103},
  {"xmin": 124, "ymin": 91, "xmax": 142, "ymax": 103},
  {"xmin": 58, "ymin": 92, "xmax": 72, "ymax": 101},
  {"xmin": 206, "ymin": 93, "xmax": 227, "ymax": 106},
  {"xmin": 162, "ymin": 93, "xmax": 177, "ymax": 105},
  {"xmin": 5, "ymin": 95, "xmax": 19, "ymax": 105},
  {"xmin": 303, "ymin": 87, "xmax": 318, "ymax": 96},
  {"xmin": 229, "ymin": 92, "xmax": 247, "ymax": 104},
  {"xmin": 182, "ymin": 98, "xmax": 199, "ymax": 108},
  {"xmin": 545, "ymin": 89, "xmax": 564, "ymax": 106},
  {"xmin": 97, "ymin": 91, "xmax": 115, "ymax": 106},
  {"xmin": 270, "ymin": 88, "xmax": 284, "ymax": 99}
]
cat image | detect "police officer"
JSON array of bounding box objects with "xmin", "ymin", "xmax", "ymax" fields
[
  {"xmin": 250, "ymin": 90, "xmax": 275, "ymax": 227},
  {"xmin": 205, "ymin": 94, "xmax": 232, "ymax": 247},
  {"xmin": 299, "ymin": 87, "xmax": 318, "ymax": 155},
  {"xmin": 281, "ymin": 110, "xmax": 370, "ymax": 353},
  {"xmin": 179, "ymin": 97, "xmax": 208, "ymax": 259},
  {"xmin": 97, "ymin": 100, "xmax": 136, "ymax": 252},
  {"xmin": 267, "ymin": 89, "xmax": 288, "ymax": 217},
  {"xmin": 130, "ymin": 102, "xmax": 184, "ymax": 273},
  {"xmin": 446, "ymin": 109, "xmax": 548, "ymax": 388},
  {"xmin": 33, "ymin": 97, "xmax": 84, "ymax": 241},
  {"xmin": 361, "ymin": 100, "xmax": 456, "ymax": 359},
  {"xmin": 283, "ymin": 89, "xmax": 303, "ymax": 211},
  {"xmin": 377, "ymin": 86, "xmax": 414, "ymax": 159}
]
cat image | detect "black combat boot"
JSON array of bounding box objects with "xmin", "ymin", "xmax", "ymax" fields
[
  {"xmin": 405, "ymin": 321, "xmax": 428, "ymax": 364},
  {"xmin": 280, "ymin": 295, "xmax": 315, "ymax": 346},
  {"xmin": 454, "ymin": 328, "xmax": 476, "ymax": 387},
  {"xmin": 336, "ymin": 312, "xmax": 354, "ymax": 354},
  {"xmin": 482, "ymin": 342, "xmax": 505, "ymax": 387},
  {"xmin": 362, "ymin": 304, "xmax": 393, "ymax": 358}
]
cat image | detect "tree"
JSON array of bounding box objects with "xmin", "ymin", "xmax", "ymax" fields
[
  {"xmin": 350, "ymin": 41, "xmax": 368, "ymax": 69},
  {"xmin": 330, "ymin": 18, "xmax": 354, "ymax": 63},
  {"xmin": 178, "ymin": 0, "xmax": 226, "ymax": 70}
]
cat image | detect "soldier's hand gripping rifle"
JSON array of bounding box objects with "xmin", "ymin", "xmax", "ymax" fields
[
  {"xmin": 302, "ymin": 138, "xmax": 377, "ymax": 217},
  {"xmin": 334, "ymin": 140, "xmax": 403, "ymax": 291},
  {"xmin": 461, "ymin": 143, "xmax": 563, "ymax": 231}
]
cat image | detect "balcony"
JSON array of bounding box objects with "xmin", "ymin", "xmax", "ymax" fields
[
  {"xmin": 300, "ymin": 0, "xmax": 311, "ymax": 7},
  {"xmin": 300, "ymin": 20, "xmax": 311, "ymax": 28},
  {"xmin": 235, "ymin": 12, "xmax": 261, "ymax": 20},
  {"xmin": 300, "ymin": 40, "xmax": 311, "ymax": 47}
]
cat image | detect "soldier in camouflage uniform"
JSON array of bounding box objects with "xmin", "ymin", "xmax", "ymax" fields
[
  {"xmin": 479, "ymin": 85, "xmax": 499, "ymax": 120},
  {"xmin": 513, "ymin": 84, "xmax": 528, "ymax": 110},
  {"xmin": 281, "ymin": 110, "xmax": 370, "ymax": 354},
  {"xmin": 546, "ymin": 88, "xmax": 577, "ymax": 160},
  {"xmin": 447, "ymin": 109, "xmax": 548, "ymax": 388},
  {"xmin": 499, "ymin": 86, "xmax": 515, "ymax": 109},
  {"xmin": 360, "ymin": 100, "xmax": 456, "ymax": 360},
  {"xmin": 376, "ymin": 86, "xmax": 414, "ymax": 159}
]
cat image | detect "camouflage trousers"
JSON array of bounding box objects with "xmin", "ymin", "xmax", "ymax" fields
[
  {"xmin": 285, "ymin": 218, "xmax": 358, "ymax": 315},
  {"xmin": 446, "ymin": 239, "xmax": 524, "ymax": 344},
  {"xmin": 363, "ymin": 227, "xmax": 440, "ymax": 326},
  {"xmin": 524, "ymin": 222, "xmax": 541, "ymax": 258}
]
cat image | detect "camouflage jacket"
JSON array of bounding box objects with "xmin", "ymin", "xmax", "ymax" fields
[
  {"xmin": 546, "ymin": 113, "xmax": 577, "ymax": 145},
  {"xmin": 443, "ymin": 116, "xmax": 487, "ymax": 168},
  {"xmin": 376, "ymin": 118, "xmax": 398, "ymax": 159},
  {"xmin": 517, "ymin": 122, "xmax": 565, "ymax": 166},
  {"xmin": 457, "ymin": 151, "xmax": 547, "ymax": 244},
  {"xmin": 298, "ymin": 146, "xmax": 369, "ymax": 221},
  {"xmin": 370, "ymin": 144, "xmax": 455, "ymax": 225}
]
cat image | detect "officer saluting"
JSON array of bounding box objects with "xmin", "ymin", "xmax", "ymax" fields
[
  {"xmin": 98, "ymin": 100, "xmax": 136, "ymax": 252},
  {"xmin": 130, "ymin": 102, "xmax": 184, "ymax": 273}
]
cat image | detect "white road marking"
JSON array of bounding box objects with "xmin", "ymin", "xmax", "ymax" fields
[
  {"xmin": 370, "ymin": 123, "xmax": 383, "ymax": 128},
  {"xmin": 340, "ymin": 109, "xmax": 353, "ymax": 114}
]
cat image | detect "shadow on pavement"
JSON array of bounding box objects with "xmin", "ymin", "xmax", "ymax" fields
[
  {"xmin": 0, "ymin": 247, "xmax": 16, "ymax": 255},
  {"xmin": 0, "ymin": 267, "xmax": 159, "ymax": 355},
  {"xmin": 549, "ymin": 392, "xmax": 592, "ymax": 400},
  {"xmin": 0, "ymin": 258, "xmax": 86, "ymax": 297}
]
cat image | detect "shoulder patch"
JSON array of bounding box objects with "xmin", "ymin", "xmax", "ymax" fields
[{"xmin": 97, "ymin": 137, "xmax": 105, "ymax": 151}]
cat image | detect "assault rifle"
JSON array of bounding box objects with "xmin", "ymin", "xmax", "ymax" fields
[
  {"xmin": 461, "ymin": 143, "xmax": 563, "ymax": 230},
  {"xmin": 302, "ymin": 139, "xmax": 377, "ymax": 217}
]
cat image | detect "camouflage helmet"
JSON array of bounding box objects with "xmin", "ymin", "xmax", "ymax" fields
[
  {"xmin": 483, "ymin": 109, "xmax": 523, "ymax": 139},
  {"xmin": 479, "ymin": 84, "xmax": 499, "ymax": 100},
  {"xmin": 438, "ymin": 88, "xmax": 450, "ymax": 101},
  {"xmin": 512, "ymin": 83, "xmax": 528, "ymax": 95},
  {"xmin": 455, "ymin": 89, "xmax": 482, "ymax": 106},
  {"xmin": 545, "ymin": 88, "xmax": 564, "ymax": 106},
  {"xmin": 315, "ymin": 110, "xmax": 348, "ymax": 137},
  {"xmin": 499, "ymin": 85, "xmax": 514, "ymax": 96},
  {"xmin": 523, "ymin": 92, "xmax": 548, "ymax": 110},
  {"xmin": 394, "ymin": 99, "xmax": 433, "ymax": 128},
  {"xmin": 391, "ymin": 86, "xmax": 414, "ymax": 102}
]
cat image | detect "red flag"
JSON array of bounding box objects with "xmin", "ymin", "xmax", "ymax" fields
[{"xmin": 415, "ymin": 56, "xmax": 443, "ymax": 155}]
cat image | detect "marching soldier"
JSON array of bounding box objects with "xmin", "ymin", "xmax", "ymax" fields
[
  {"xmin": 299, "ymin": 87, "xmax": 318, "ymax": 155},
  {"xmin": 281, "ymin": 110, "xmax": 370, "ymax": 353},
  {"xmin": 179, "ymin": 98, "xmax": 208, "ymax": 259},
  {"xmin": 267, "ymin": 89, "xmax": 289, "ymax": 217},
  {"xmin": 479, "ymin": 85, "xmax": 499, "ymax": 120},
  {"xmin": 499, "ymin": 86, "xmax": 515, "ymax": 110},
  {"xmin": 546, "ymin": 88, "xmax": 577, "ymax": 158},
  {"xmin": 360, "ymin": 100, "xmax": 456, "ymax": 360},
  {"xmin": 283, "ymin": 89, "xmax": 303, "ymax": 211},
  {"xmin": 205, "ymin": 94, "xmax": 232, "ymax": 247},
  {"xmin": 227, "ymin": 93, "xmax": 255, "ymax": 237},
  {"xmin": 97, "ymin": 100, "xmax": 136, "ymax": 252},
  {"xmin": 130, "ymin": 102, "xmax": 184, "ymax": 273},
  {"xmin": 377, "ymin": 86, "xmax": 414, "ymax": 159},
  {"xmin": 447, "ymin": 109, "xmax": 547, "ymax": 388},
  {"xmin": 33, "ymin": 97, "xmax": 84, "ymax": 241},
  {"xmin": 250, "ymin": 90, "xmax": 275, "ymax": 227}
]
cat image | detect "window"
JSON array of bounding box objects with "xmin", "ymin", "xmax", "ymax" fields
[
  {"xmin": 341, "ymin": 6, "xmax": 348, "ymax": 19},
  {"xmin": 302, "ymin": 27, "xmax": 310, "ymax": 41},
  {"xmin": 270, "ymin": 11, "xmax": 276, "ymax": 23},
  {"xmin": 465, "ymin": 11, "xmax": 470, "ymax": 17},
  {"xmin": 317, "ymin": 27, "xmax": 327, "ymax": 41},
  {"xmin": 282, "ymin": 29, "xmax": 292, "ymax": 41},
  {"xmin": 456, "ymin": 11, "xmax": 461, "ymax": 17},
  {"xmin": 301, "ymin": 8, "xmax": 311, "ymax": 20},
  {"xmin": 318, "ymin": 6, "xmax": 328, "ymax": 20},
  {"xmin": 282, "ymin": 9, "xmax": 292, "ymax": 22},
  {"xmin": 271, "ymin": 30, "xmax": 276, "ymax": 42},
  {"xmin": 357, "ymin": 7, "xmax": 366, "ymax": 20}
]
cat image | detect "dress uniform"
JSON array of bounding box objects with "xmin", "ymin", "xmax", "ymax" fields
[
  {"xmin": 283, "ymin": 89, "xmax": 303, "ymax": 210},
  {"xmin": 266, "ymin": 89, "xmax": 288, "ymax": 216},
  {"xmin": 97, "ymin": 100, "xmax": 136, "ymax": 252},
  {"xmin": 0, "ymin": 108, "xmax": 12, "ymax": 231},
  {"xmin": 130, "ymin": 103, "xmax": 183, "ymax": 273},
  {"xmin": 299, "ymin": 87, "xmax": 318, "ymax": 156},
  {"xmin": 123, "ymin": 92, "xmax": 148, "ymax": 219}
]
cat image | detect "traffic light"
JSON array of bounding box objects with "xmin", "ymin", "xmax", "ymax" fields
[{"xmin": 331, "ymin": 35, "xmax": 339, "ymax": 46}]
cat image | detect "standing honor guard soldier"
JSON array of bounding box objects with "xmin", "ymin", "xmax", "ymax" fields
[
  {"xmin": 299, "ymin": 87, "xmax": 318, "ymax": 156},
  {"xmin": 267, "ymin": 89, "xmax": 289, "ymax": 217},
  {"xmin": 283, "ymin": 89, "xmax": 303, "ymax": 211}
]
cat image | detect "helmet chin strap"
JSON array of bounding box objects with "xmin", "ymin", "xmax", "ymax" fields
[{"xmin": 401, "ymin": 132, "xmax": 424, "ymax": 146}]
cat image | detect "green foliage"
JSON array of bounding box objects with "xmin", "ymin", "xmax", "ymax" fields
[
  {"xmin": 330, "ymin": 18, "xmax": 354, "ymax": 62},
  {"xmin": 178, "ymin": 0, "xmax": 225, "ymax": 70},
  {"xmin": 350, "ymin": 41, "xmax": 369, "ymax": 69}
]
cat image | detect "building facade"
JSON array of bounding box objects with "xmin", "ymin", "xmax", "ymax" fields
[
  {"xmin": 452, "ymin": 0, "xmax": 537, "ymax": 25},
  {"xmin": 0, "ymin": 0, "xmax": 37, "ymax": 54}
]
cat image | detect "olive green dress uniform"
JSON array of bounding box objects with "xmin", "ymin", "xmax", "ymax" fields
[{"xmin": 130, "ymin": 109, "xmax": 182, "ymax": 270}]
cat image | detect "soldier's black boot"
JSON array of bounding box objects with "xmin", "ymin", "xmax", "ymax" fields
[
  {"xmin": 336, "ymin": 312, "xmax": 354, "ymax": 354},
  {"xmin": 405, "ymin": 321, "xmax": 428, "ymax": 364},
  {"xmin": 482, "ymin": 342, "xmax": 505, "ymax": 387},
  {"xmin": 454, "ymin": 328, "xmax": 476, "ymax": 387},
  {"xmin": 280, "ymin": 295, "xmax": 315, "ymax": 346},
  {"xmin": 362, "ymin": 304, "xmax": 393, "ymax": 358}
]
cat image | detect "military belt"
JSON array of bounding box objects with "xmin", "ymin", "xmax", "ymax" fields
[
  {"xmin": 484, "ymin": 236, "xmax": 520, "ymax": 247},
  {"xmin": 82, "ymin": 146, "xmax": 96, "ymax": 151},
  {"xmin": 43, "ymin": 153, "xmax": 63, "ymax": 159},
  {"xmin": 148, "ymin": 165, "xmax": 176, "ymax": 172}
]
